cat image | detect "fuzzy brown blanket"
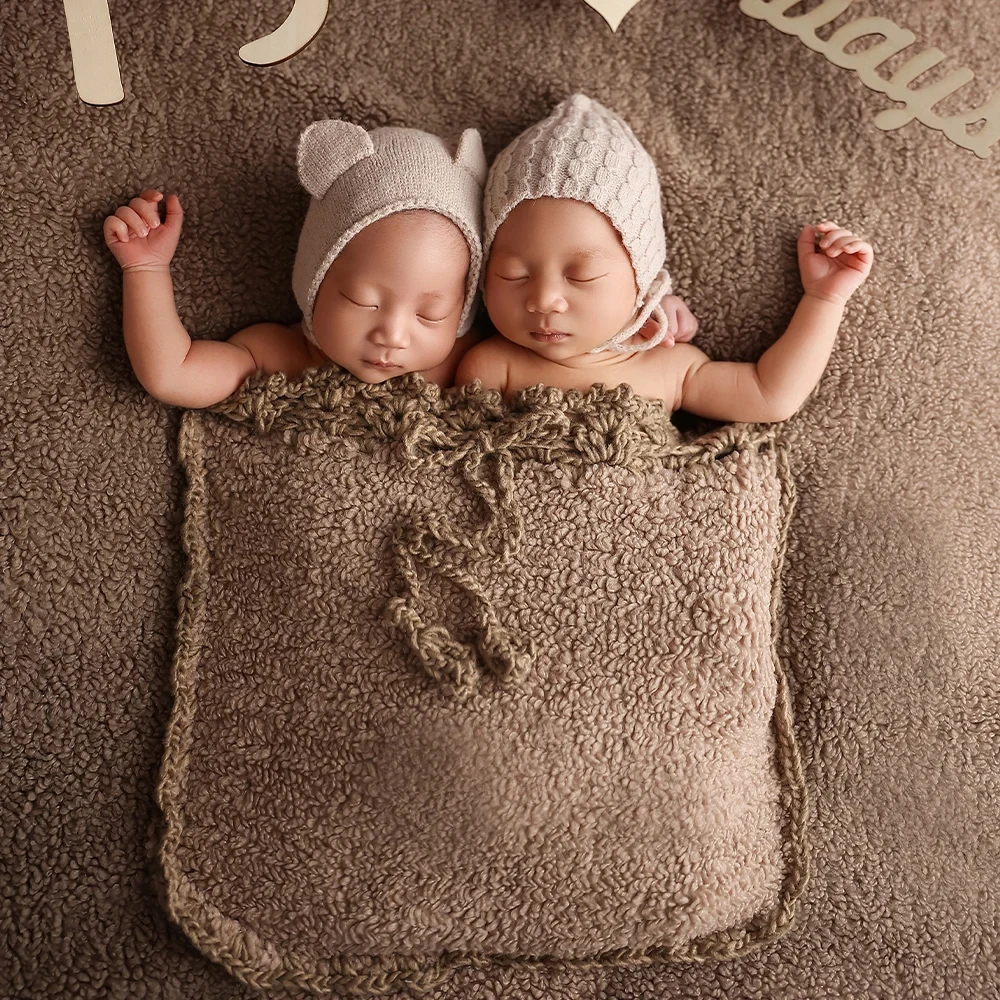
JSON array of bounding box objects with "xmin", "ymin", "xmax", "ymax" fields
[
  {"xmin": 4, "ymin": 0, "xmax": 999, "ymax": 997},
  {"xmin": 156, "ymin": 371, "xmax": 804, "ymax": 994}
]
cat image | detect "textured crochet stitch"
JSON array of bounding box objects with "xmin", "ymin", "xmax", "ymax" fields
[{"xmin": 156, "ymin": 367, "xmax": 810, "ymax": 996}]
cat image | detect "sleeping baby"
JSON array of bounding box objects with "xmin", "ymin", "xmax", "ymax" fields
[
  {"xmin": 102, "ymin": 120, "xmax": 491, "ymax": 408},
  {"xmin": 455, "ymin": 94, "xmax": 874, "ymax": 422}
]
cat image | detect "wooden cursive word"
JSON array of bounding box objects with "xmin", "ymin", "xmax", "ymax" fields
[
  {"xmin": 581, "ymin": 0, "xmax": 647, "ymax": 32},
  {"xmin": 60, "ymin": 0, "xmax": 1000, "ymax": 158},
  {"xmin": 62, "ymin": 0, "xmax": 329, "ymax": 105},
  {"xmin": 739, "ymin": 0, "xmax": 1000, "ymax": 158}
]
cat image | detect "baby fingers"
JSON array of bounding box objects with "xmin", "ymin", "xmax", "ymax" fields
[
  {"xmin": 114, "ymin": 204, "xmax": 152, "ymax": 239},
  {"xmin": 103, "ymin": 215, "xmax": 130, "ymax": 244},
  {"xmin": 816, "ymin": 226, "xmax": 860, "ymax": 254},
  {"xmin": 823, "ymin": 235, "xmax": 856, "ymax": 256},
  {"xmin": 817, "ymin": 225, "xmax": 848, "ymax": 243},
  {"xmin": 129, "ymin": 194, "xmax": 162, "ymax": 229},
  {"xmin": 845, "ymin": 239, "xmax": 874, "ymax": 264}
]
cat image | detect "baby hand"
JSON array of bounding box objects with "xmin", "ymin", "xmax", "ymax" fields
[
  {"xmin": 798, "ymin": 220, "xmax": 873, "ymax": 305},
  {"xmin": 639, "ymin": 294, "xmax": 699, "ymax": 348},
  {"xmin": 103, "ymin": 190, "xmax": 183, "ymax": 272},
  {"xmin": 659, "ymin": 294, "xmax": 699, "ymax": 346}
]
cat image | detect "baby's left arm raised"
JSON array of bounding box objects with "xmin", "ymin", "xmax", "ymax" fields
[
  {"xmin": 675, "ymin": 295, "xmax": 848, "ymax": 423},
  {"xmin": 676, "ymin": 220, "xmax": 873, "ymax": 423},
  {"xmin": 673, "ymin": 343, "xmax": 786, "ymax": 422}
]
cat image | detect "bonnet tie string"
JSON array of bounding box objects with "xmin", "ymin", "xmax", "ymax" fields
[{"xmin": 586, "ymin": 268, "xmax": 697, "ymax": 354}]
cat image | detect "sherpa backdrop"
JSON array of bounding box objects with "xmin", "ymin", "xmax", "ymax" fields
[{"xmin": 2, "ymin": 0, "xmax": 998, "ymax": 997}]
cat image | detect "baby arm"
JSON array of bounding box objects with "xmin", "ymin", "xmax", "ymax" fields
[
  {"xmin": 678, "ymin": 220, "xmax": 873, "ymax": 422},
  {"xmin": 104, "ymin": 189, "xmax": 259, "ymax": 408}
]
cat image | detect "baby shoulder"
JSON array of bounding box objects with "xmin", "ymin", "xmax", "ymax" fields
[
  {"xmin": 227, "ymin": 322, "xmax": 318, "ymax": 377},
  {"xmin": 454, "ymin": 334, "xmax": 510, "ymax": 390},
  {"xmin": 658, "ymin": 341, "xmax": 712, "ymax": 412}
]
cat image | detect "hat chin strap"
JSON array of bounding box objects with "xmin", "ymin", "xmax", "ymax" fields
[{"xmin": 587, "ymin": 269, "xmax": 675, "ymax": 354}]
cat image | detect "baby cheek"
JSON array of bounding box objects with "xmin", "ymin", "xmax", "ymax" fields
[
  {"xmin": 494, "ymin": 294, "xmax": 527, "ymax": 335},
  {"xmin": 483, "ymin": 280, "xmax": 508, "ymax": 315},
  {"xmin": 314, "ymin": 293, "xmax": 345, "ymax": 326},
  {"xmin": 314, "ymin": 301, "xmax": 369, "ymax": 354},
  {"xmin": 603, "ymin": 280, "xmax": 641, "ymax": 323}
]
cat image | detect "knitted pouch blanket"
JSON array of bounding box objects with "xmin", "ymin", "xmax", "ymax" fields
[{"xmin": 156, "ymin": 368, "xmax": 807, "ymax": 996}]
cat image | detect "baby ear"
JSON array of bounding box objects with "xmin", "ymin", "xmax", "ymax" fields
[
  {"xmin": 454, "ymin": 128, "xmax": 487, "ymax": 187},
  {"xmin": 296, "ymin": 120, "xmax": 375, "ymax": 199}
]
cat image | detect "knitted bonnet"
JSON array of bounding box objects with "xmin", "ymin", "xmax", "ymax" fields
[
  {"xmin": 292, "ymin": 120, "xmax": 488, "ymax": 346},
  {"xmin": 483, "ymin": 93, "xmax": 693, "ymax": 353}
]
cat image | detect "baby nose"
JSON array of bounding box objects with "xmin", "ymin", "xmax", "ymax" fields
[
  {"xmin": 371, "ymin": 312, "xmax": 411, "ymax": 347},
  {"xmin": 526, "ymin": 278, "xmax": 567, "ymax": 315}
]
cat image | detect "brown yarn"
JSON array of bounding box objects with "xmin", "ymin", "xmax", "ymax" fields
[
  {"xmin": 212, "ymin": 368, "xmax": 771, "ymax": 700},
  {"xmin": 156, "ymin": 365, "xmax": 810, "ymax": 996}
]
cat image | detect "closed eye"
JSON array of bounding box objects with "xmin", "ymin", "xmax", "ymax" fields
[
  {"xmin": 418, "ymin": 314, "xmax": 449, "ymax": 323},
  {"xmin": 496, "ymin": 274, "xmax": 606, "ymax": 283},
  {"xmin": 340, "ymin": 291, "xmax": 376, "ymax": 308}
]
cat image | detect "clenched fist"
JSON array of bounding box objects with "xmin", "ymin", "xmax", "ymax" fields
[{"xmin": 103, "ymin": 189, "xmax": 184, "ymax": 273}]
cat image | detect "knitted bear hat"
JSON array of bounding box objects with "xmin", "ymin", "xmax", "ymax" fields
[
  {"xmin": 292, "ymin": 120, "xmax": 487, "ymax": 346},
  {"xmin": 483, "ymin": 93, "xmax": 692, "ymax": 353}
]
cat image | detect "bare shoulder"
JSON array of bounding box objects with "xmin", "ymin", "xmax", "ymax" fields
[
  {"xmin": 454, "ymin": 333, "xmax": 511, "ymax": 391},
  {"xmin": 227, "ymin": 321, "xmax": 324, "ymax": 377},
  {"xmin": 660, "ymin": 341, "xmax": 713, "ymax": 411}
]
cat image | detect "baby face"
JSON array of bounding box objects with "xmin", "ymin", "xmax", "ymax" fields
[
  {"xmin": 312, "ymin": 210, "xmax": 470, "ymax": 381},
  {"xmin": 483, "ymin": 198, "xmax": 640, "ymax": 362}
]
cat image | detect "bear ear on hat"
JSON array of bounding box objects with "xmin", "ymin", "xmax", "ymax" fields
[
  {"xmin": 454, "ymin": 128, "xmax": 487, "ymax": 187},
  {"xmin": 296, "ymin": 120, "xmax": 375, "ymax": 199}
]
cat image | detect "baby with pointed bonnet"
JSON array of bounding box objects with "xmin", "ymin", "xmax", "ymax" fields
[
  {"xmin": 457, "ymin": 94, "xmax": 873, "ymax": 421},
  {"xmin": 103, "ymin": 120, "xmax": 488, "ymax": 408}
]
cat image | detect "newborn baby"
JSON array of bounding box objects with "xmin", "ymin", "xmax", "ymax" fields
[
  {"xmin": 456, "ymin": 94, "xmax": 873, "ymax": 422},
  {"xmin": 103, "ymin": 120, "xmax": 487, "ymax": 408}
]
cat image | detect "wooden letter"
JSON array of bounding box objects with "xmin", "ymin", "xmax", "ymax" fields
[
  {"xmin": 934, "ymin": 88, "xmax": 1000, "ymax": 159},
  {"xmin": 62, "ymin": 0, "xmax": 124, "ymax": 105},
  {"xmin": 581, "ymin": 0, "xmax": 646, "ymax": 33},
  {"xmin": 738, "ymin": 0, "xmax": 999, "ymax": 157},
  {"xmin": 239, "ymin": 0, "xmax": 330, "ymax": 65},
  {"xmin": 823, "ymin": 17, "xmax": 917, "ymax": 85}
]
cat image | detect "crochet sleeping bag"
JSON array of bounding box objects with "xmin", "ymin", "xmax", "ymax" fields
[{"xmin": 156, "ymin": 367, "xmax": 808, "ymax": 996}]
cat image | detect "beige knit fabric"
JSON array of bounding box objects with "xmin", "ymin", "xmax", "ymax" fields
[
  {"xmin": 292, "ymin": 121, "xmax": 487, "ymax": 345},
  {"xmin": 483, "ymin": 93, "xmax": 683, "ymax": 353},
  {"xmin": 155, "ymin": 366, "xmax": 808, "ymax": 996}
]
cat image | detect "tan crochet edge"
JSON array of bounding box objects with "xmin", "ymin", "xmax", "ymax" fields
[{"xmin": 155, "ymin": 367, "xmax": 809, "ymax": 995}]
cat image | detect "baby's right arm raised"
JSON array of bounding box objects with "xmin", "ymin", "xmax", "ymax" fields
[
  {"xmin": 120, "ymin": 267, "xmax": 258, "ymax": 408},
  {"xmin": 105, "ymin": 190, "xmax": 259, "ymax": 408}
]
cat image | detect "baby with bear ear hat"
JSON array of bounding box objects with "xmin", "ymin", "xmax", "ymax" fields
[
  {"xmin": 456, "ymin": 93, "xmax": 873, "ymax": 421},
  {"xmin": 103, "ymin": 121, "xmax": 492, "ymax": 408}
]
